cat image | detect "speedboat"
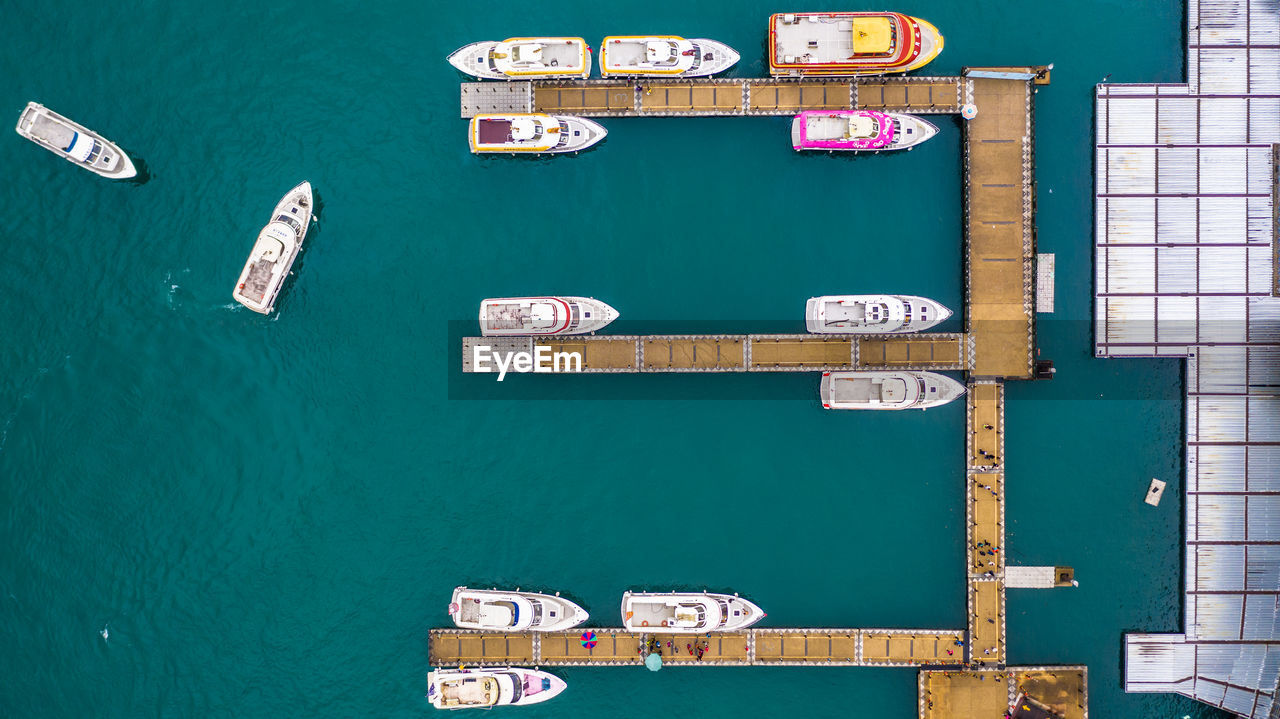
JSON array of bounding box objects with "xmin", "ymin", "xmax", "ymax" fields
[
  {"xmin": 820, "ymin": 370, "xmax": 965, "ymax": 410},
  {"xmin": 599, "ymin": 36, "xmax": 739, "ymax": 77},
  {"xmin": 620, "ymin": 591, "xmax": 765, "ymax": 633},
  {"xmin": 427, "ymin": 668, "xmax": 566, "ymax": 710},
  {"xmin": 449, "ymin": 587, "xmax": 589, "ymax": 632},
  {"xmin": 791, "ymin": 111, "xmax": 938, "ymax": 152},
  {"xmin": 479, "ymin": 297, "xmax": 618, "ymax": 336},
  {"xmin": 232, "ymin": 182, "xmax": 313, "ymax": 314},
  {"xmin": 768, "ymin": 12, "xmax": 943, "ymax": 77},
  {"xmin": 447, "ymin": 37, "xmax": 591, "ymax": 80},
  {"xmin": 469, "ymin": 113, "xmax": 606, "ymax": 154},
  {"xmin": 15, "ymin": 102, "xmax": 136, "ymax": 179},
  {"xmin": 805, "ymin": 295, "xmax": 952, "ymax": 333}
]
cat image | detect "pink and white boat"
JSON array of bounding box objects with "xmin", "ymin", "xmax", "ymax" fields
[
  {"xmin": 791, "ymin": 110, "xmax": 937, "ymax": 152},
  {"xmin": 479, "ymin": 296, "xmax": 618, "ymax": 336}
]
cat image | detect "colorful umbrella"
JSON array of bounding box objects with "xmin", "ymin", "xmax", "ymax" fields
[{"xmin": 580, "ymin": 631, "xmax": 597, "ymax": 648}]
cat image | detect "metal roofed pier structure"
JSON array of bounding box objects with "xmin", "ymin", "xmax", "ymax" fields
[{"xmin": 1096, "ymin": 1, "xmax": 1280, "ymax": 717}]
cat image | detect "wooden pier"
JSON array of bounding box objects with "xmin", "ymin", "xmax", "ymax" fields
[
  {"xmin": 462, "ymin": 333, "xmax": 971, "ymax": 373},
  {"xmin": 460, "ymin": 76, "xmax": 966, "ymax": 118},
  {"xmin": 429, "ymin": 627, "xmax": 966, "ymax": 667}
]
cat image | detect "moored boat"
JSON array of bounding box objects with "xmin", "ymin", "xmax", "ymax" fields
[
  {"xmin": 449, "ymin": 587, "xmax": 589, "ymax": 632},
  {"xmin": 479, "ymin": 297, "xmax": 618, "ymax": 336},
  {"xmin": 232, "ymin": 182, "xmax": 313, "ymax": 314},
  {"xmin": 468, "ymin": 113, "xmax": 606, "ymax": 154},
  {"xmin": 620, "ymin": 591, "xmax": 765, "ymax": 633},
  {"xmin": 15, "ymin": 102, "xmax": 136, "ymax": 179},
  {"xmin": 768, "ymin": 12, "xmax": 943, "ymax": 77},
  {"xmin": 805, "ymin": 295, "xmax": 951, "ymax": 333},
  {"xmin": 791, "ymin": 110, "xmax": 938, "ymax": 152},
  {"xmin": 427, "ymin": 667, "xmax": 566, "ymax": 710},
  {"xmin": 599, "ymin": 36, "xmax": 739, "ymax": 77},
  {"xmin": 820, "ymin": 370, "xmax": 965, "ymax": 410},
  {"xmin": 447, "ymin": 37, "xmax": 591, "ymax": 80}
]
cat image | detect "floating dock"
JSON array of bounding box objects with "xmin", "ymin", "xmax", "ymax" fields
[
  {"xmin": 463, "ymin": 333, "xmax": 970, "ymax": 373},
  {"xmin": 444, "ymin": 68, "xmax": 1082, "ymax": 718},
  {"xmin": 460, "ymin": 76, "xmax": 966, "ymax": 118}
]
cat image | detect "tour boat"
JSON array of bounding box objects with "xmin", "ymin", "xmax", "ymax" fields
[
  {"xmin": 620, "ymin": 591, "xmax": 765, "ymax": 633},
  {"xmin": 447, "ymin": 37, "xmax": 591, "ymax": 80},
  {"xmin": 820, "ymin": 371, "xmax": 966, "ymax": 410},
  {"xmin": 232, "ymin": 182, "xmax": 313, "ymax": 314},
  {"xmin": 15, "ymin": 102, "xmax": 136, "ymax": 179},
  {"xmin": 791, "ymin": 110, "xmax": 938, "ymax": 151},
  {"xmin": 768, "ymin": 12, "xmax": 944, "ymax": 77},
  {"xmin": 468, "ymin": 113, "xmax": 606, "ymax": 154},
  {"xmin": 449, "ymin": 587, "xmax": 589, "ymax": 632},
  {"xmin": 599, "ymin": 36, "xmax": 739, "ymax": 77},
  {"xmin": 479, "ymin": 297, "xmax": 618, "ymax": 336},
  {"xmin": 805, "ymin": 295, "xmax": 952, "ymax": 333},
  {"xmin": 427, "ymin": 668, "xmax": 566, "ymax": 710}
]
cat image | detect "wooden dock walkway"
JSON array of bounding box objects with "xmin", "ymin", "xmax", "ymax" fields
[
  {"xmin": 429, "ymin": 627, "xmax": 966, "ymax": 667},
  {"xmin": 920, "ymin": 666, "xmax": 1088, "ymax": 719},
  {"xmin": 460, "ymin": 76, "xmax": 966, "ymax": 118},
  {"xmin": 966, "ymin": 381, "xmax": 1007, "ymax": 666},
  {"xmin": 462, "ymin": 333, "xmax": 971, "ymax": 373}
]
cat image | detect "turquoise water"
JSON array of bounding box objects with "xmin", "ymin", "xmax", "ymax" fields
[{"xmin": 0, "ymin": 1, "xmax": 1226, "ymax": 717}]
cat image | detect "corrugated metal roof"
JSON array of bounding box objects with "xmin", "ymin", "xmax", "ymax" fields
[{"xmin": 1100, "ymin": 1, "xmax": 1280, "ymax": 717}]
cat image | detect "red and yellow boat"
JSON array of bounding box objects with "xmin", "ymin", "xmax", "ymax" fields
[{"xmin": 768, "ymin": 11, "xmax": 943, "ymax": 77}]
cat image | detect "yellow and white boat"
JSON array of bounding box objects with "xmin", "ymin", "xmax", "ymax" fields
[
  {"xmin": 447, "ymin": 37, "xmax": 591, "ymax": 80},
  {"xmin": 468, "ymin": 113, "xmax": 606, "ymax": 154},
  {"xmin": 599, "ymin": 36, "xmax": 739, "ymax": 77}
]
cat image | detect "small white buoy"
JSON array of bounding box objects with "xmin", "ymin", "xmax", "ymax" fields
[
  {"xmin": 100, "ymin": 624, "xmax": 109, "ymax": 641},
  {"xmin": 961, "ymin": 103, "xmax": 978, "ymax": 120},
  {"xmin": 1145, "ymin": 478, "xmax": 1166, "ymax": 506}
]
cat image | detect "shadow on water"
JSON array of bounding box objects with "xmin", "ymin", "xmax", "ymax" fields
[{"xmin": 123, "ymin": 151, "xmax": 151, "ymax": 186}]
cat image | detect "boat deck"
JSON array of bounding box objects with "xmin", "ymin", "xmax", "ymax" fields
[
  {"xmin": 428, "ymin": 627, "xmax": 967, "ymax": 667},
  {"xmin": 462, "ymin": 333, "xmax": 969, "ymax": 373},
  {"xmin": 461, "ymin": 76, "xmax": 965, "ymax": 118}
]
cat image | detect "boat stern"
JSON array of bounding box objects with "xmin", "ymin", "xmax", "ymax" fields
[
  {"xmin": 819, "ymin": 371, "xmax": 834, "ymax": 409},
  {"xmin": 790, "ymin": 114, "xmax": 807, "ymax": 150},
  {"xmin": 804, "ymin": 296, "xmax": 825, "ymax": 332}
]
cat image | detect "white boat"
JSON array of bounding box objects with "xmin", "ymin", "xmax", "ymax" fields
[
  {"xmin": 479, "ymin": 296, "xmax": 617, "ymax": 336},
  {"xmin": 620, "ymin": 591, "xmax": 765, "ymax": 633},
  {"xmin": 820, "ymin": 370, "xmax": 965, "ymax": 410},
  {"xmin": 805, "ymin": 295, "xmax": 951, "ymax": 334},
  {"xmin": 427, "ymin": 667, "xmax": 566, "ymax": 710},
  {"xmin": 449, "ymin": 587, "xmax": 589, "ymax": 632},
  {"xmin": 469, "ymin": 113, "xmax": 606, "ymax": 154},
  {"xmin": 232, "ymin": 182, "xmax": 313, "ymax": 314},
  {"xmin": 599, "ymin": 36, "xmax": 739, "ymax": 77},
  {"xmin": 15, "ymin": 102, "xmax": 136, "ymax": 179},
  {"xmin": 447, "ymin": 37, "xmax": 591, "ymax": 80}
]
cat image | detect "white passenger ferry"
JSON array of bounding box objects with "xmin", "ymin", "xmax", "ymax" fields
[
  {"xmin": 232, "ymin": 182, "xmax": 313, "ymax": 314},
  {"xmin": 805, "ymin": 295, "xmax": 951, "ymax": 333},
  {"xmin": 479, "ymin": 297, "xmax": 617, "ymax": 336},
  {"xmin": 620, "ymin": 591, "xmax": 765, "ymax": 633},
  {"xmin": 448, "ymin": 37, "xmax": 591, "ymax": 80},
  {"xmin": 599, "ymin": 36, "xmax": 738, "ymax": 77},
  {"xmin": 819, "ymin": 371, "xmax": 965, "ymax": 410},
  {"xmin": 449, "ymin": 587, "xmax": 589, "ymax": 632}
]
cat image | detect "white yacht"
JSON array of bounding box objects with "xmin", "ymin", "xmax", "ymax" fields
[
  {"xmin": 15, "ymin": 102, "xmax": 136, "ymax": 179},
  {"xmin": 479, "ymin": 297, "xmax": 617, "ymax": 336},
  {"xmin": 599, "ymin": 36, "xmax": 739, "ymax": 77},
  {"xmin": 620, "ymin": 591, "xmax": 765, "ymax": 633},
  {"xmin": 427, "ymin": 667, "xmax": 566, "ymax": 710},
  {"xmin": 469, "ymin": 113, "xmax": 606, "ymax": 154},
  {"xmin": 232, "ymin": 182, "xmax": 313, "ymax": 314},
  {"xmin": 448, "ymin": 37, "xmax": 591, "ymax": 80},
  {"xmin": 449, "ymin": 587, "xmax": 589, "ymax": 632},
  {"xmin": 820, "ymin": 371, "xmax": 966, "ymax": 410},
  {"xmin": 805, "ymin": 295, "xmax": 952, "ymax": 334}
]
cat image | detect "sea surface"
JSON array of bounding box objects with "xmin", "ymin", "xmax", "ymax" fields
[{"xmin": 0, "ymin": 1, "xmax": 1225, "ymax": 717}]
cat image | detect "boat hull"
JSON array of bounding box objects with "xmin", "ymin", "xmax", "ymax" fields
[
  {"xmin": 768, "ymin": 12, "xmax": 943, "ymax": 77},
  {"xmin": 232, "ymin": 182, "xmax": 313, "ymax": 314},
  {"xmin": 468, "ymin": 113, "xmax": 606, "ymax": 154},
  {"xmin": 447, "ymin": 38, "xmax": 592, "ymax": 80},
  {"xmin": 15, "ymin": 102, "xmax": 136, "ymax": 179},
  {"xmin": 449, "ymin": 587, "xmax": 590, "ymax": 632},
  {"xmin": 600, "ymin": 36, "xmax": 739, "ymax": 77},
  {"xmin": 480, "ymin": 296, "xmax": 618, "ymax": 336},
  {"xmin": 820, "ymin": 370, "xmax": 966, "ymax": 410},
  {"xmin": 805, "ymin": 295, "xmax": 952, "ymax": 333},
  {"xmin": 620, "ymin": 591, "xmax": 765, "ymax": 633}
]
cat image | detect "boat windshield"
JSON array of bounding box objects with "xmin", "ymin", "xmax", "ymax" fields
[
  {"xmin": 496, "ymin": 672, "xmax": 523, "ymax": 703},
  {"xmin": 274, "ymin": 214, "xmax": 304, "ymax": 234},
  {"xmin": 528, "ymin": 598, "xmax": 544, "ymax": 622}
]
